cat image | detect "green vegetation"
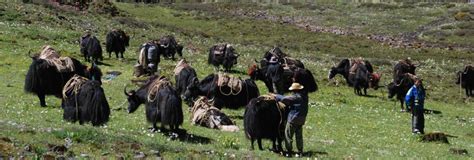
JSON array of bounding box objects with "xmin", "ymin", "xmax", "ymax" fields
[{"xmin": 0, "ymin": 1, "xmax": 472, "ymax": 159}]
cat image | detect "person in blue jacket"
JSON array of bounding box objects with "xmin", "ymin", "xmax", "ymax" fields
[
  {"xmin": 405, "ymin": 78, "xmax": 426, "ymax": 134},
  {"xmin": 274, "ymin": 82, "xmax": 309, "ymax": 157}
]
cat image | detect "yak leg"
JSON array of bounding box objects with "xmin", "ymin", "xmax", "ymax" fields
[
  {"xmin": 120, "ymin": 51, "xmax": 124, "ymax": 59},
  {"xmin": 115, "ymin": 51, "xmax": 119, "ymax": 59},
  {"xmin": 257, "ymin": 139, "xmax": 263, "ymax": 150},
  {"xmin": 108, "ymin": 52, "xmax": 112, "ymax": 58},
  {"xmin": 363, "ymin": 88, "xmax": 367, "ymax": 95},
  {"xmin": 250, "ymin": 138, "xmax": 255, "ymax": 150},
  {"xmin": 38, "ymin": 93, "xmax": 46, "ymax": 107},
  {"xmin": 277, "ymin": 137, "xmax": 283, "ymax": 152},
  {"xmin": 271, "ymin": 138, "xmax": 278, "ymax": 152},
  {"xmin": 150, "ymin": 123, "xmax": 159, "ymax": 132}
]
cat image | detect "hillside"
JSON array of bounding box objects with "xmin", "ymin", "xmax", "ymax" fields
[{"xmin": 0, "ymin": 1, "xmax": 473, "ymax": 159}]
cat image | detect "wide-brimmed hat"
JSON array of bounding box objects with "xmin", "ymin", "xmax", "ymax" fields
[{"xmin": 289, "ymin": 83, "xmax": 304, "ymax": 91}]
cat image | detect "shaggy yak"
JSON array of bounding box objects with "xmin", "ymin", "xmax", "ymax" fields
[
  {"xmin": 244, "ymin": 95, "xmax": 288, "ymax": 152},
  {"xmin": 80, "ymin": 33, "xmax": 103, "ymax": 63},
  {"xmin": 183, "ymin": 74, "xmax": 259, "ymax": 109},
  {"xmin": 24, "ymin": 47, "xmax": 102, "ymax": 107},
  {"xmin": 328, "ymin": 58, "xmax": 381, "ymax": 95},
  {"xmin": 125, "ymin": 76, "xmax": 183, "ymax": 132},
  {"xmin": 388, "ymin": 59, "xmax": 418, "ymax": 111},
  {"xmin": 106, "ymin": 29, "xmax": 130, "ymax": 59},
  {"xmin": 208, "ymin": 44, "xmax": 239, "ymax": 72},
  {"xmin": 174, "ymin": 59, "xmax": 198, "ymax": 97},
  {"xmin": 248, "ymin": 60, "xmax": 318, "ymax": 94},
  {"xmin": 158, "ymin": 35, "xmax": 183, "ymax": 60},
  {"xmin": 62, "ymin": 75, "xmax": 110, "ymax": 126},
  {"xmin": 456, "ymin": 65, "xmax": 474, "ymax": 97}
]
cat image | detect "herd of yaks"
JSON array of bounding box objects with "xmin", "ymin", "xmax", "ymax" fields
[{"xmin": 23, "ymin": 29, "xmax": 473, "ymax": 152}]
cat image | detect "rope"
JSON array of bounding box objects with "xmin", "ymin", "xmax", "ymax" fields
[
  {"xmin": 62, "ymin": 75, "xmax": 89, "ymax": 99},
  {"xmin": 147, "ymin": 77, "xmax": 171, "ymax": 102}
]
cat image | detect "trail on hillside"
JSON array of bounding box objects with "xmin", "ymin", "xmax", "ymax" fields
[{"xmin": 225, "ymin": 9, "xmax": 473, "ymax": 51}]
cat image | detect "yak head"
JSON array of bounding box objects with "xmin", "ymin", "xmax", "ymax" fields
[
  {"xmin": 328, "ymin": 66, "xmax": 338, "ymax": 79},
  {"xmin": 387, "ymin": 82, "xmax": 398, "ymax": 98},
  {"xmin": 183, "ymin": 77, "xmax": 200, "ymax": 104},
  {"xmin": 248, "ymin": 63, "xmax": 263, "ymax": 80},
  {"xmin": 124, "ymin": 87, "xmax": 141, "ymax": 113}
]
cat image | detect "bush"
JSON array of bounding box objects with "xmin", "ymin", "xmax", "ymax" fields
[{"xmin": 454, "ymin": 12, "xmax": 472, "ymax": 21}]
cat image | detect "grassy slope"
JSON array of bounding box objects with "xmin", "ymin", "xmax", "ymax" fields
[{"xmin": 0, "ymin": 2, "xmax": 473, "ymax": 159}]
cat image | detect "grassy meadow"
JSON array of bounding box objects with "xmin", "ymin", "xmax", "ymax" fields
[{"xmin": 0, "ymin": 1, "xmax": 473, "ymax": 159}]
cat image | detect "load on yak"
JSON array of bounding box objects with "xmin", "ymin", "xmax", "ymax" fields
[
  {"xmin": 190, "ymin": 96, "xmax": 239, "ymax": 132},
  {"xmin": 183, "ymin": 73, "xmax": 259, "ymax": 109},
  {"xmin": 134, "ymin": 40, "xmax": 160, "ymax": 77},
  {"xmin": 24, "ymin": 45, "xmax": 102, "ymax": 107},
  {"xmin": 125, "ymin": 76, "xmax": 183, "ymax": 132},
  {"xmin": 62, "ymin": 74, "xmax": 110, "ymax": 126},
  {"xmin": 208, "ymin": 44, "xmax": 239, "ymax": 72}
]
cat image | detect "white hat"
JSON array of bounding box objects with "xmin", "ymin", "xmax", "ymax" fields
[{"xmin": 289, "ymin": 83, "xmax": 304, "ymax": 91}]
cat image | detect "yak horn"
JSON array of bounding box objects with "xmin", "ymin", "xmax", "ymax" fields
[
  {"xmin": 27, "ymin": 50, "xmax": 33, "ymax": 58},
  {"xmin": 124, "ymin": 86, "xmax": 131, "ymax": 96}
]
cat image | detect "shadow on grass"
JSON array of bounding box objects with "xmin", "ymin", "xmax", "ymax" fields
[
  {"xmin": 424, "ymin": 109, "xmax": 442, "ymax": 114},
  {"xmin": 361, "ymin": 94, "xmax": 378, "ymax": 98},
  {"xmin": 96, "ymin": 61, "xmax": 112, "ymax": 66},
  {"xmin": 162, "ymin": 129, "xmax": 212, "ymax": 144}
]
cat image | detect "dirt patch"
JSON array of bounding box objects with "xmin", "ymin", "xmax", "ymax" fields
[{"xmin": 0, "ymin": 137, "xmax": 16, "ymax": 157}]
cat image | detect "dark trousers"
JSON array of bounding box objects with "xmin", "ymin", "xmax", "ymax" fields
[
  {"xmin": 412, "ymin": 107, "xmax": 425, "ymax": 133},
  {"xmin": 285, "ymin": 122, "xmax": 303, "ymax": 153}
]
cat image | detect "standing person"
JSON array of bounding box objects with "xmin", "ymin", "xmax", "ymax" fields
[
  {"xmin": 267, "ymin": 56, "xmax": 283, "ymax": 94},
  {"xmin": 405, "ymin": 78, "xmax": 426, "ymax": 134},
  {"xmin": 274, "ymin": 83, "xmax": 309, "ymax": 157}
]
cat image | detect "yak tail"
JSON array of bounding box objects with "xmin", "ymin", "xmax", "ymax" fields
[
  {"xmin": 81, "ymin": 81, "xmax": 110, "ymax": 126},
  {"xmin": 160, "ymin": 89, "xmax": 183, "ymax": 128},
  {"xmin": 24, "ymin": 60, "xmax": 40, "ymax": 93}
]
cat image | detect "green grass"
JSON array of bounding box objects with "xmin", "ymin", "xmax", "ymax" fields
[{"xmin": 0, "ymin": 1, "xmax": 473, "ymax": 159}]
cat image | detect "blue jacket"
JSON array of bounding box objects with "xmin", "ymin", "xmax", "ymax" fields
[
  {"xmin": 405, "ymin": 85, "xmax": 425, "ymax": 110},
  {"xmin": 275, "ymin": 92, "xmax": 309, "ymax": 125}
]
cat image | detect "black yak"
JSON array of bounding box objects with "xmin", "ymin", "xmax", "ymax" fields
[
  {"xmin": 393, "ymin": 59, "xmax": 417, "ymax": 83},
  {"xmin": 244, "ymin": 95, "xmax": 288, "ymax": 152},
  {"xmin": 80, "ymin": 33, "xmax": 103, "ymax": 63},
  {"xmin": 183, "ymin": 74, "xmax": 259, "ymax": 109},
  {"xmin": 174, "ymin": 59, "xmax": 197, "ymax": 97},
  {"xmin": 158, "ymin": 35, "xmax": 183, "ymax": 60},
  {"xmin": 24, "ymin": 46, "xmax": 101, "ymax": 107},
  {"xmin": 388, "ymin": 73, "xmax": 416, "ymax": 112},
  {"xmin": 248, "ymin": 60, "xmax": 317, "ymax": 94},
  {"xmin": 328, "ymin": 58, "xmax": 381, "ymax": 95},
  {"xmin": 456, "ymin": 65, "xmax": 474, "ymax": 97},
  {"xmin": 106, "ymin": 29, "xmax": 130, "ymax": 59},
  {"xmin": 125, "ymin": 76, "xmax": 183, "ymax": 132},
  {"xmin": 208, "ymin": 44, "xmax": 239, "ymax": 72},
  {"xmin": 62, "ymin": 75, "xmax": 110, "ymax": 126},
  {"xmin": 388, "ymin": 59, "xmax": 417, "ymax": 111},
  {"xmin": 262, "ymin": 47, "xmax": 305, "ymax": 68}
]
